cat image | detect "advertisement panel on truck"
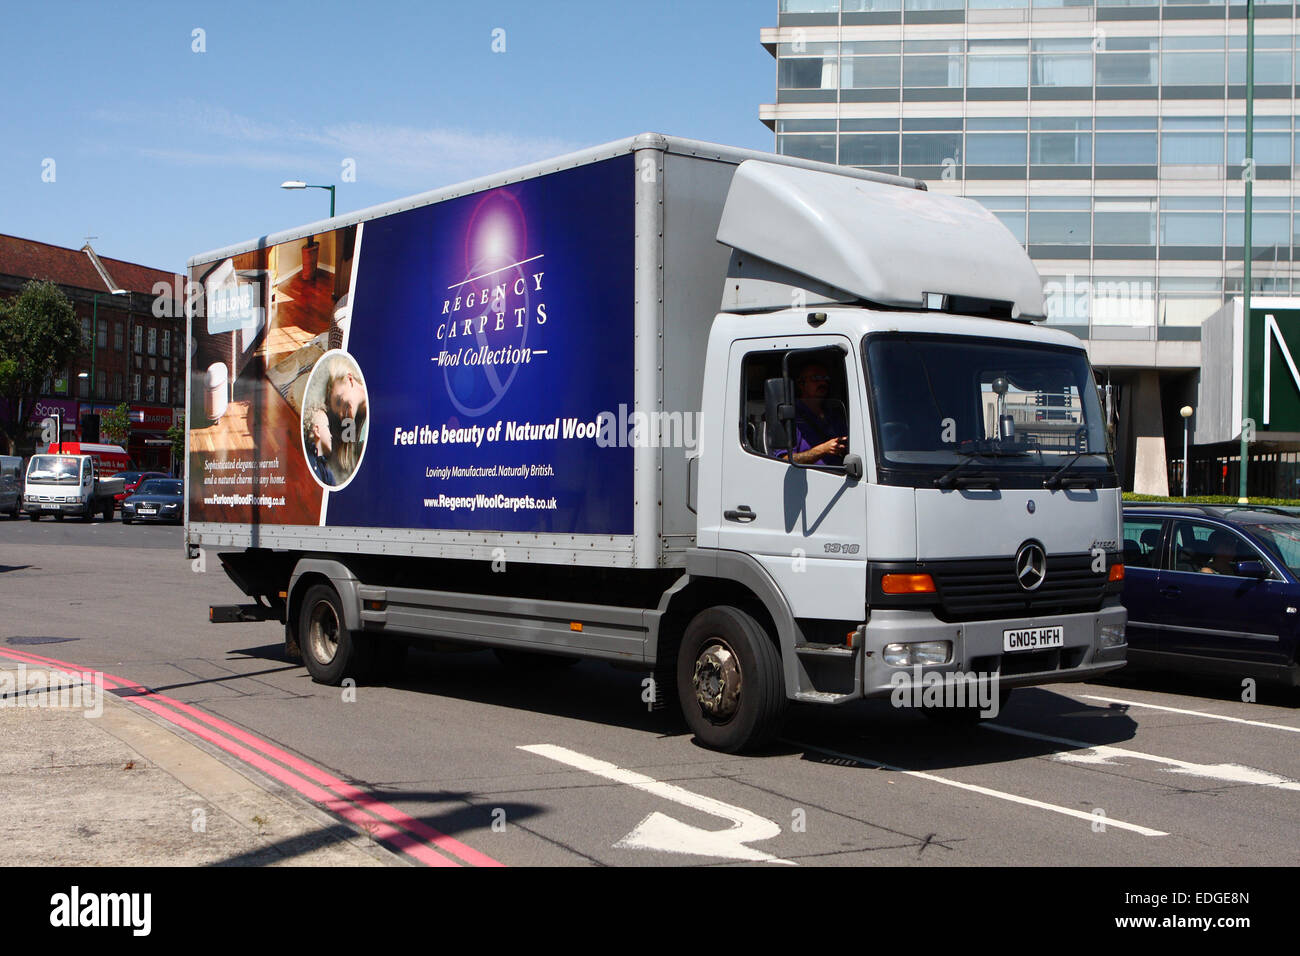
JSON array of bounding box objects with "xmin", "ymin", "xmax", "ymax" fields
[{"xmin": 188, "ymin": 156, "xmax": 635, "ymax": 535}]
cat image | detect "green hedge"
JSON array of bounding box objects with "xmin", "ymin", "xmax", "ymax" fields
[{"xmin": 1123, "ymin": 493, "xmax": 1300, "ymax": 506}]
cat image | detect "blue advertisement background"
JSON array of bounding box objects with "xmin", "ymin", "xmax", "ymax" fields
[{"xmin": 325, "ymin": 155, "xmax": 635, "ymax": 534}]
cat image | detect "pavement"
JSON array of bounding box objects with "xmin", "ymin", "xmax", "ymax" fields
[{"xmin": 0, "ymin": 662, "xmax": 400, "ymax": 867}]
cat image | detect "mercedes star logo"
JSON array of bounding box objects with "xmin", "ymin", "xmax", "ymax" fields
[{"xmin": 1015, "ymin": 542, "xmax": 1046, "ymax": 592}]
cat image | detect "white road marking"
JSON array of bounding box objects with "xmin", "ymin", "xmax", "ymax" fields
[
  {"xmin": 985, "ymin": 724, "xmax": 1300, "ymax": 792},
  {"xmin": 788, "ymin": 739, "xmax": 1168, "ymax": 837},
  {"xmin": 518, "ymin": 744, "xmax": 793, "ymax": 864},
  {"xmin": 1079, "ymin": 694, "xmax": 1300, "ymax": 734}
]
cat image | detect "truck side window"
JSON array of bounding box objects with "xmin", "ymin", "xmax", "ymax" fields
[{"xmin": 739, "ymin": 350, "xmax": 850, "ymax": 466}]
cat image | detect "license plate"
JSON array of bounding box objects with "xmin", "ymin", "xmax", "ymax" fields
[
  {"xmin": 1003, "ymin": 625, "xmax": 1064, "ymax": 652},
  {"xmin": 41, "ymin": 503, "xmax": 58, "ymax": 510},
  {"xmin": 139, "ymin": 507, "xmax": 156, "ymax": 514}
]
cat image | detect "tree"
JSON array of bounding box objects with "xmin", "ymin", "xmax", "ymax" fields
[
  {"xmin": 101, "ymin": 402, "xmax": 131, "ymax": 446},
  {"xmin": 167, "ymin": 414, "xmax": 185, "ymax": 475},
  {"xmin": 0, "ymin": 280, "xmax": 82, "ymax": 453}
]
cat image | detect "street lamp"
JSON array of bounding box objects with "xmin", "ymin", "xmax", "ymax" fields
[
  {"xmin": 91, "ymin": 288, "xmax": 126, "ymax": 402},
  {"xmin": 1180, "ymin": 405, "xmax": 1194, "ymax": 498},
  {"xmin": 1239, "ymin": 0, "xmax": 1256, "ymax": 505},
  {"xmin": 280, "ymin": 180, "xmax": 335, "ymax": 218}
]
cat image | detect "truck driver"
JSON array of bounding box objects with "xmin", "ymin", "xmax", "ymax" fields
[{"xmin": 778, "ymin": 360, "xmax": 848, "ymax": 467}]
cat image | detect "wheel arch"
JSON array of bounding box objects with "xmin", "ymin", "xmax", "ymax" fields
[
  {"xmin": 656, "ymin": 549, "xmax": 802, "ymax": 699},
  {"xmin": 286, "ymin": 559, "xmax": 364, "ymax": 660}
]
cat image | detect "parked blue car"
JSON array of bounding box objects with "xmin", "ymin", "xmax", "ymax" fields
[{"xmin": 1122, "ymin": 504, "xmax": 1300, "ymax": 688}]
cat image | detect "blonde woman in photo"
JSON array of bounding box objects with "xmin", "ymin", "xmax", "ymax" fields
[{"xmin": 324, "ymin": 357, "xmax": 368, "ymax": 479}]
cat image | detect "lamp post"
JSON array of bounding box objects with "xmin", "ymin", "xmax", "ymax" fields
[
  {"xmin": 1239, "ymin": 0, "xmax": 1256, "ymax": 504},
  {"xmin": 91, "ymin": 288, "xmax": 126, "ymax": 403},
  {"xmin": 1180, "ymin": 405, "xmax": 1193, "ymax": 498},
  {"xmin": 280, "ymin": 181, "xmax": 335, "ymax": 218}
]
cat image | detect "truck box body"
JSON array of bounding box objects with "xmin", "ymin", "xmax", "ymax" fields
[
  {"xmin": 188, "ymin": 133, "xmax": 1127, "ymax": 752},
  {"xmin": 187, "ymin": 137, "xmax": 805, "ymax": 567}
]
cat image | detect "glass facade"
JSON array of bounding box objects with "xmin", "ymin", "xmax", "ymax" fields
[{"xmin": 766, "ymin": 0, "xmax": 1298, "ymax": 338}]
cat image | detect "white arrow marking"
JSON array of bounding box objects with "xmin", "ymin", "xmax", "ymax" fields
[
  {"xmin": 985, "ymin": 724, "xmax": 1300, "ymax": 792},
  {"xmin": 791, "ymin": 739, "xmax": 1168, "ymax": 836},
  {"xmin": 1079, "ymin": 694, "xmax": 1300, "ymax": 734},
  {"xmin": 518, "ymin": 744, "xmax": 794, "ymax": 864}
]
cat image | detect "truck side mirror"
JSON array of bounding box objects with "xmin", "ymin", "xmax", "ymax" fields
[
  {"xmin": 764, "ymin": 377, "xmax": 795, "ymax": 454},
  {"xmin": 843, "ymin": 454, "xmax": 863, "ymax": 481}
]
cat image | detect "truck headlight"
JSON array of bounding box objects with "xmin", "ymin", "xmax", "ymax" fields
[
  {"xmin": 1099, "ymin": 622, "xmax": 1126, "ymax": 648},
  {"xmin": 883, "ymin": 641, "xmax": 952, "ymax": 666}
]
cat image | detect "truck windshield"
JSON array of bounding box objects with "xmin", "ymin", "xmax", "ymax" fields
[
  {"xmin": 26, "ymin": 455, "xmax": 82, "ymax": 484},
  {"xmin": 863, "ymin": 333, "xmax": 1114, "ymax": 489}
]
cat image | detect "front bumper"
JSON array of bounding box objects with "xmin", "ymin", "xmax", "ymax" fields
[
  {"xmin": 123, "ymin": 508, "xmax": 181, "ymax": 523},
  {"xmin": 23, "ymin": 500, "xmax": 91, "ymax": 516},
  {"xmin": 860, "ymin": 603, "xmax": 1127, "ymax": 699}
]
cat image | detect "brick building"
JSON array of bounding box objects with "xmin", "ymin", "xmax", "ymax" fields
[{"xmin": 0, "ymin": 235, "xmax": 185, "ymax": 471}]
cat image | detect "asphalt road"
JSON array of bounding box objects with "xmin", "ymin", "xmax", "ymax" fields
[{"xmin": 2, "ymin": 516, "xmax": 1297, "ymax": 868}]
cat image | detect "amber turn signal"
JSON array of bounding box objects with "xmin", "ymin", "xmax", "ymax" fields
[
  {"xmin": 1108, "ymin": 563, "xmax": 1125, "ymax": 582},
  {"xmin": 881, "ymin": 573, "xmax": 936, "ymax": 594}
]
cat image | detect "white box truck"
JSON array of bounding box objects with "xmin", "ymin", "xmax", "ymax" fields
[{"xmin": 186, "ymin": 133, "xmax": 1126, "ymax": 752}]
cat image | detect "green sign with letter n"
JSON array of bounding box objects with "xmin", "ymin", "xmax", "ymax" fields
[{"xmin": 1247, "ymin": 307, "xmax": 1300, "ymax": 432}]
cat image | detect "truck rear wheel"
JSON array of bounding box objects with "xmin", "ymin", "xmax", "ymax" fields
[
  {"xmin": 299, "ymin": 584, "xmax": 374, "ymax": 685},
  {"xmin": 676, "ymin": 606, "xmax": 787, "ymax": 754},
  {"xmin": 101, "ymin": 500, "xmax": 113, "ymax": 521}
]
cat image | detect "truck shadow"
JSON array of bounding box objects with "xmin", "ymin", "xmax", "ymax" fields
[
  {"xmin": 231, "ymin": 640, "xmax": 1150, "ymax": 770},
  {"xmin": 776, "ymin": 686, "xmax": 1142, "ymax": 773},
  {"xmin": 230, "ymin": 640, "xmax": 677, "ymax": 737}
]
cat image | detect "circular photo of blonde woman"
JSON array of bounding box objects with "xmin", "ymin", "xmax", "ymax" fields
[{"xmin": 301, "ymin": 349, "xmax": 369, "ymax": 490}]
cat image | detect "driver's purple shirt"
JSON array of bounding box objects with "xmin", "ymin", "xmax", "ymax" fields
[{"xmin": 784, "ymin": 400, "xmax": 848, "ymax": 466}]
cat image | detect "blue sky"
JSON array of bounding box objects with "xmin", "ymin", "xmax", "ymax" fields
[{"xmin": 0, "ymin": 1, "xmax": 775, "ymax": 274}]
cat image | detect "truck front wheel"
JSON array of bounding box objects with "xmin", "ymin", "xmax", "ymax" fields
[
  {"xmin": 299, "ymin": 583, "xmax": 374, "ymax": 685},
  {"xmin": 676, "ymin": 606, "xmax": 787, "ymax": 754}
]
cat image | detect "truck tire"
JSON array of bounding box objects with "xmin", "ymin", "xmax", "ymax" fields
[
  {"xmin": 101, "ymin": 500, "xmax": 113, "ymax": 521},
  {"xmin": 676, "ymin": 606, "xmax": 787, "ymax": 754},
  {"xmin": 299, "ymin": 583, "xmax": 374, "ymax": 685}
]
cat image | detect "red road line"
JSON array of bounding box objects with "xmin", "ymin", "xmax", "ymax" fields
[{"xmin": 0, "ymin": 646, "xmax": 503, "ymax": 867}]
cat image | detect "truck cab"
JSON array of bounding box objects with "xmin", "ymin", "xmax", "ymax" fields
[
  {"xmin": 683, "ymin": 158, "xmax": 1126, "ymax": 733},
  {"xmin": 696, "ymin": 309, "xmax": 1125, "ymax": 711}
]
